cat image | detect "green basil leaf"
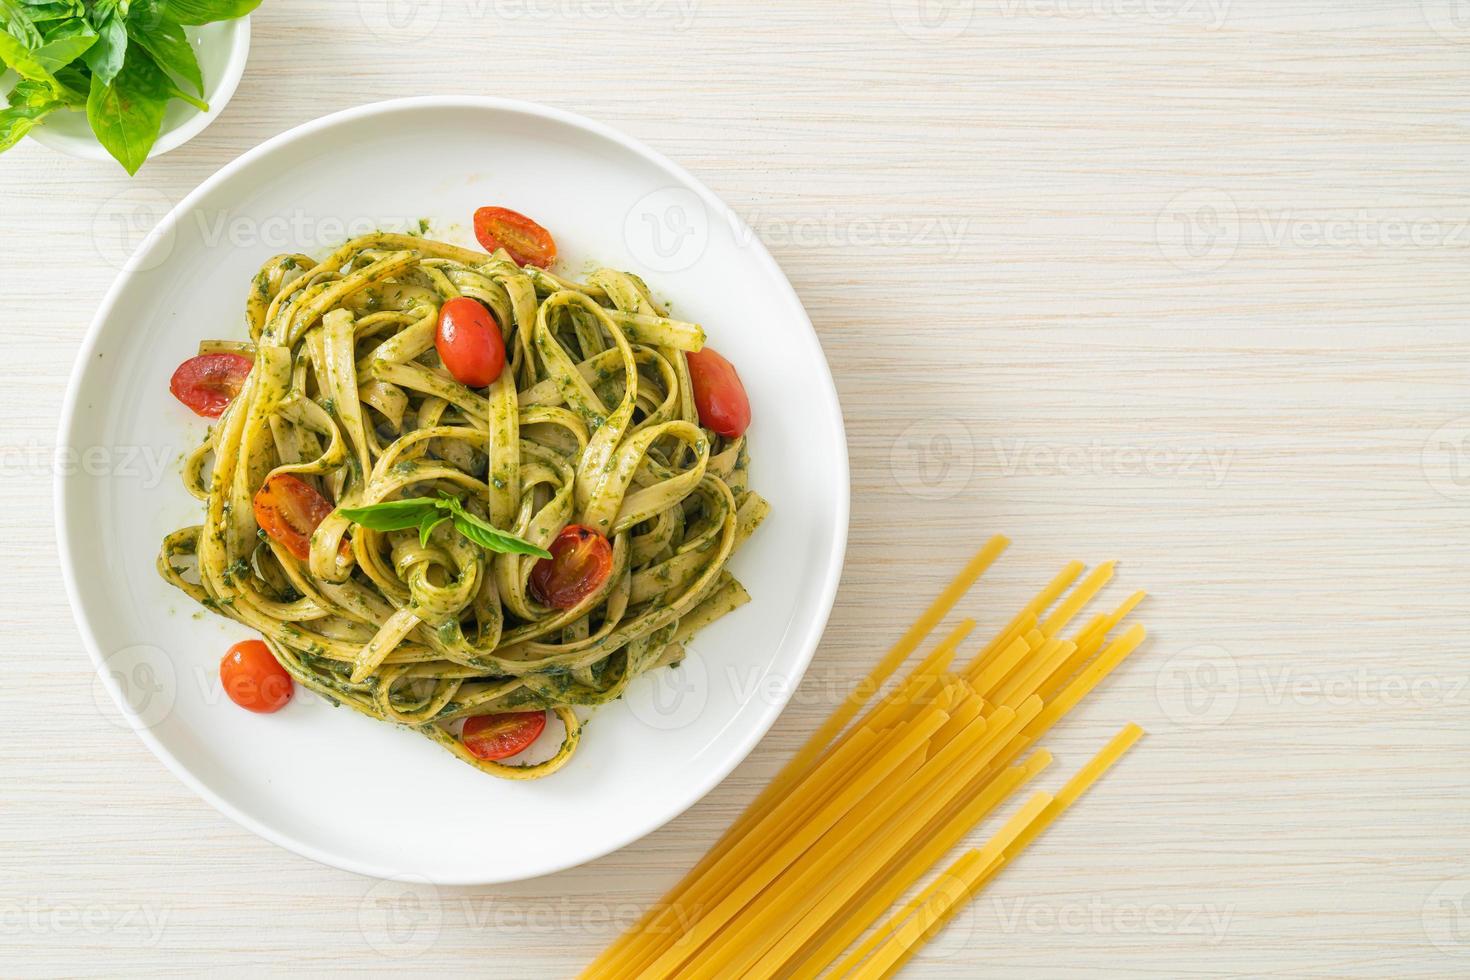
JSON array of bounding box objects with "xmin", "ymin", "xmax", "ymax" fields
[
  {"xmin": 0, "ymin": 30, "xmax": 57, "ymax": 82},
  {"xmin": 451, "ymin": 511, "xmax": 552, "ymax": 559},
  {"xmin": 16, "ymin": 3, "xmax": 85, "ymax": 25},
  {"xmin": 0, "ymin": 0, "xmax": 44, "ymax": 45},
  {"xmin": 0, "ymin": 76, "xmax": 62, "ymax": 151},
  {"xmin": 33, "ymin": 17, "xmax": 94, "ymax": 71},
  {"xmin": 6, "ymin": 75, "xmax": 48, "ymax": 103},
  {"xmin": 160, "ymin": 72, "xmax": 204, "ymax": 110},
  {"xmin": 338, "ymin": 497, "xmax": 440, "ymax": 531},
  {"xmin": 160, "ymin": 0, "xmax": 259, "ymax": 26},
  {"xmin": 124, "ymin": 7, "xmax": 199, "ymax": 94},
  {"xmin": 343, "ymin": 493, "xmax": 549, "ymax": 557},
  {"xmin": 51, "ymin": 62, "xmax": 89, "ymax": 102},
  {"xmin": 7, "ymin": 75, "xmax": 52, "ymax": 104},
  {"xmin": 85, "ymin": 43, "xmax": 168, "ymax": 174},
  {"xmin": 417, "ymin": 513, "xmax": 450, "ymax": 549},
  {"xmin": 82, "ymin": 9, "xmax": 125, "ymax": 84}
]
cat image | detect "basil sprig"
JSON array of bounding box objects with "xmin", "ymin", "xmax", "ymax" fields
[
  {"xmin": 0, "ymin": 0, "xmax": 260, "ymax": 173},
  {"xmin": 338, "ymin": 493, "xmax": 552, "ymax": 559}
]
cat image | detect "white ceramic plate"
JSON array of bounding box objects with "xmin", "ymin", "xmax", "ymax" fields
[
  {"xmin": 29, "ymin": 17, "xmax": 250, "ymax": 163},
  {"xmin": 57, "ymin": 97, "xmax": 848, "ymax": 884}
]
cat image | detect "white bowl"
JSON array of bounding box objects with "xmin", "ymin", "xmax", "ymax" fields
[
  {"xmin": 29, "ymin": 16, "xmax": 250, "ymax": 163},
  {"xmin": 57, "ymin": 97, "xmax": 850, "ymax": 884}
]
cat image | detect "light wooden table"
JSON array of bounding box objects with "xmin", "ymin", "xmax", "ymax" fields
[{"xmin": 5, "ymin": 1, "xmax": 1470, "ymax": 976}]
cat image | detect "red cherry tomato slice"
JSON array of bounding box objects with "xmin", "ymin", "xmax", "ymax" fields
[
  {"xmin": 530, "ymin": 524, "xmax": 613, "ymax": 609},
  {"xmin": 473, "ymin": 206, "xmax": 557, "ymax": 268},
  {"xmin": 170, "ymin": 353, "xmax": 253, "ymax": 418},
  {"xmin": 435, "ymin": 297, "xmax": 506, "ymax": 388},
  {"xmin": 686, "ymin": 347, "xmax": 751, "ymax": 438},
  {"xmin": 462, "ymin": 711, "xmax": 549, "ymax": 761},
  {"xmin": 254, "ymin": 473, "xmax": 336, "ymax": 561},
  {"xmin": 220, "ymin": 639, "xmax": 293, "ymax": 713}
]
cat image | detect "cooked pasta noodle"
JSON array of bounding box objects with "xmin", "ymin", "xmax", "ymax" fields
[{"xmin": 158, "ymin": 232, "xmax": 767, "ymax": 778}]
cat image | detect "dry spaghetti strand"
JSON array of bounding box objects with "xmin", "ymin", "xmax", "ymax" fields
[{"xmin": 587, "ymin": 543, "xmax": 1151, "ymax": 980}]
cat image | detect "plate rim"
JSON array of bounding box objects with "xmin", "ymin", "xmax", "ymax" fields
[{"xmin": 54, "ymin": 95, "xmax": 851, "ymax": 884}]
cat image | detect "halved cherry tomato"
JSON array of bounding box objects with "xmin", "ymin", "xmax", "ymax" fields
[
  {"xmin": 435, "ymin": 297, "xmax": 505, "ymax": 388},
  {"xmin": 254, "ymin": 473, "xmax": 336, "ymax": 561},
  {"xmin": 462, "ymin": 710, "xmax": 548, "ymax": 761},
  {"xmin": 169, "ymin": 353, "xmax": 253, "ymax": 418},
  {"xmin": 686, "ymin": 347, "xmax": 751, "ymax": 438},
  {"xmin": 530, "ymin": 524, "xmax": 612, "ymax": 609},
  {"xmin": 473, "ymin": 206, "xmax": 557, "ymax": 268},
  {"xmin": 221, "ymin": 639, "xmax": 293, "ymax": 713}
]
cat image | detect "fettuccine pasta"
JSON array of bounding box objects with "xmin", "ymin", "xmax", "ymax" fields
[{"xmin": 158, "ymin": 228, "xmax": 767, "ymax": 779}]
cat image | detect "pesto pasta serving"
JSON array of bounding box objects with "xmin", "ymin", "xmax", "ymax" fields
[{"xmin": 158, "ymin": 207, "xmax": 766, "ymax": 779}]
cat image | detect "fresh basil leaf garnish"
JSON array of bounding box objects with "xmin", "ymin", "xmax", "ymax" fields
[
  {"xmin": 418, "ymin": 513, "xmax": 450, "ymax": 549},
  {"xmin": 447, "ymin": 502, "xmax": 552, "ymax": 559},
  {"xmin": 86, "ymin": 44, "xmax": 169, "ymax": 175},
  {"xmin": 125, "ymin": 8, "xmax": 200, "ymax": 95},
  {"xmin": 0, "ymin": 77, "xmax": 63, "ymax": 150},
  {"xmin": 160, "ymin": 0, "xmax": 261, "ymax": 26},
  {"xmin": 81, "ymin": 8, "xmax": 126, "ymax": 85},
  {"xmin": 338, "ymin": 497, "xmax": 440, "ymax": 531},
  {"xmin": 338, "ymin": 495, "xmax": 551, "ymax": 559}
]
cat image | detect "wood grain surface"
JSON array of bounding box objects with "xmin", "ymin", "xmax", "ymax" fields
[{"xmin": 4, "ymin": 1, "xmax": 1470, "ymax": 975}]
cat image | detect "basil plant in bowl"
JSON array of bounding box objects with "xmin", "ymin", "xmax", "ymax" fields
[{"xmin": 0, "ymin": 0, "xmax": 258, "ymax": 174}]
